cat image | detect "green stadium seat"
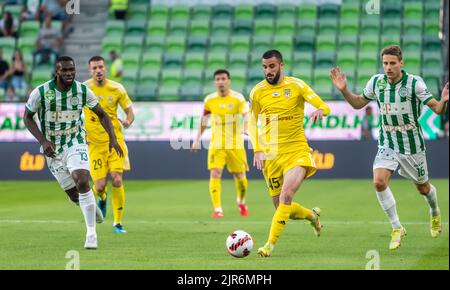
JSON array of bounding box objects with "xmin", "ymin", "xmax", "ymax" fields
[
  {"xmin": 189, "ymin": 19, "xmax": 210, "ymax": 36},
  {"xmin": 135, "ymin": 84, "xmax": 158, "ymax": 101},
  {"xmin": 403, "ymin": 2, "xmax": 423, "ymax": 19},
  {"xmin": 167, "ymin": 19, "xmax": 188, "ymax": 36},
  {"xmin": 0, "ymin": 88, "xmax": 5, "ymax": 101},
  {"xmin": 234, "ymin": 4, "xmax": 253, "ymax": 20},
  {"xmin": 359, "ymin": 35, "xmax": 379, "ymax": 52},
  {"xmin": 422, "ymin": 68, "xmax": 442, "ymax": 91},
  {"xmin": 403, "ymin": 19, "xmax": 423, "ymax": 35},
  {"xmin": 228, "ymin": 52, "xmax": 248, "ymax": 69},
  {"xmin": 340, "ymin": 2, "xmax": 360, "ymax": 20},
  {"xmin": 358, "ymin": 51, "xmax": 378, "ymax": 69},
  {"xmin": 423, "ymin": 77, "xmax": 440, "ymax": 98},
  {"xmin": 423, "ymin": 36, "xmax": 441, "ymax": 51},
  {"xmin": 318, "ymin": 3, "xmax": 339, "ymax": 19},
  {"xmin": 254, "ymin": 19, "xmax": 274, "ymax": 36},
  {"xmin": 122, "ymin": 69, "xmax": 139, "ymax": 87},
  {"xmin": 318, "ymin": 19, "xmax": 338, "ymax": 35},
  {"xmin": 191, "ymin": 5, "xmax": 211, "ymax": 20},
  {"xmin": 187, "ymin": 36, "xmax": 208, "ymax": 52},
  {"xmin": 184, "ymin": 52, "xmax": 205, "ymax": 70},
  {"xmin": 160, "ymin": 69, "xmax": 182, "ymax": 87},
  {"xmin": 3, "ymin": 5, "xmax": 21, "ymax": 19},
  {"xmin": 294, "ymin": 35, "xmax": 315, "ymax": 52},
  {"xmin": 158, "ymin": 87, "xmax": 180, "ymax": 101},
  {"xmin": 180, "ymin": 86, "xmax": 203, "ymax": 101},
  {"xmin": 209, "ymin": 35, "xmax": 229, "ymax": 53},
  {"xmin": 182, "ymin": 69, "xmax": 204, "ymax": 87},
  {"xmin": 31, "ymin": 68, "xmax": 52, "ymax": 88},
  {"xmin": 147, "ymin": 20, "xmax": 167, "ymax": 37},
  {"xmin": 170, "ymin": 5, "xmax": 190, "ymax": 21},
  {"xmin": 343, "ymin": 69, "xmax": 356, "ymax": 92},
  {"xmin": 211, "ymin": 19, "xmax": 231, "ymax": 36},
  {"xmin": 273, "ymin": 36, "xmax": 293, "ymax": 54},
  {"xmin": 298, "ymin": 4, "xmax": 317, "ymax": 20},
  {"xmin": 206, "ymin": 52, "xmax": 227, "ymax": 70},
  {"xmin": 123, "ymin": 36, "xmax": 143, "ymax": 53},
  {"xmin": 316, "ymin": 35, "xmax": 336, "ymax": 52},
  {"xmin": 249, "ymin": 52, "xmax": 263, "ymax": 70},
  {"xmin": 423, "ymin": 52, "xmax": 442, "ymax": 69},
  {"xmin": 252, "ymin": 35, "xmax": 272, "ymax": 53},
  {"xmin": 145, "ymin": 36, "xmax": 165, "ymax": 53},
  {"xmin": 313, "ymin": 69, "xmax": 333, "ymax": 99},
  {"xmin": 291, "ymin": 67, "xmax": 312, "ymax": 84},
  {"xmin": 338, "ymin": 35, "xmax": 358, "ymax": 51},
  {"xmin": 212, "ymin": 4, "xmax": 233, "ymax": 19},
  {"xmin": 247, "ymin": 68, "xmax": 264, "ymax": 85},
  {"xmin": 382, "ymin": 3, "xmax": 402, "ymax": 18},
  {"xmin": 202, "ymin": 84, "xmax": 217, "ymax": 96},
  {"xmin": 337, "ymin": 51, "xmax": 357, "ymax": 71},
  {"xmin": 339, "ymin": 18, "xmax": 359, "ymax": 35},
  {"xmin": 165, "ymin": 36, "xmax": 186, "ymax": 53},
  {"xmin": 230, "ymin": 36, "xmax": 250, "ymax": 54},
  {"xmin": 19, "ymin": 21, "xmax": 40, "ymax": 38},
  {"xmin": 275, "ymin": 18, "xmax": 296, "ymax": 36},
  {"xmin": 229, "ymin": 70, "xmax": 246, "ymax": 88},
  {"xmin": 163, "ymin": 53, "xmax": 184, "ymax": 68},
  {"xmin": 424, "ymin": 19, "xmax": 440, "ymax": 36},
  {"xmin": 233, "ymin": 19, "xmax": 252, "ymax": 35},
  {"xmin": 141, "ymin": 52, "xmax": 162, "ymax": 70},
  {"xmin": 277, "ymin": 4, "xmax": 296, "ymax": 19},
  {"xmin": 120, "ymin": 80, "xmax": 136, "ymax": 97},
  {"xmin": 18, "ymin": 37, "xmax": 37, "ymax": 55},
  {"xmin": 149, "ymin": 5, "xmax": 169, "ymax": 21},
  {"xmin": 128, "ymin": 3, "xmax": 148, "ymax": 20},
  {"xmin": 357, "ymin": 69, "xmax": 377, "ymax": 92},
  {"xmin": 139, "ymin": 69, "xmax": 160, "ymax": 85},
  {"xmin": 122, "ymin": 52, "xmax": 141, "ymax": 69},
  {"xmin": 424, "ymin": 2, "xmax": 440, "ymax": 19},
  {"xmin": 126, "ymin": 19, "xmax": 146, "ymax": 36},
  {"xmin": 315, "ymin": 52, "xmax": 335, "ymax": 68},
  {"xmin": 105, "ymin": 21, "xmax": 125, "ymax": 37},
  {"xmin": 404, "ymin": 51, "xmax": 421, "ymax": 75},
  {"xmin": 292, "ymin": 52, "xmax": 313, "ymax": 69},
  {"xmin": 0, "ymin": 37, "xmax": 15, "ymax": 55},
  {"xmin": 381, "ymin": 35, "xmax": 401, "ymax": 49},
  {"xmin": 382, "ymin": 19, "xmax": 401, "ymax": 36},
  {"xmin": 255, "ymin": 3, "xmax": 275, "ymax": 19},
  {"xmin": 402, "ymin": 35, "xmax": 422, "ymax": 52},
  {"xmin": 361, "ymin": 18, "xmax": 380, "ymax": 35}
]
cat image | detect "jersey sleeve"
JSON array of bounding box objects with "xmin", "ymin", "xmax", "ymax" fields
[
  {"xmin": 299, "ymin": 80, "xmax": 331, "ymax": 116},
  {"xmin": 118, "ymin": 85, "xmax": 133, "ymax": 110},
  {"xmin": 414, "ymin": 77, "xmax": 434, "ymax": 105},
  {"xmin": 25, "ymin": 88, "xmax": 41, "ymax": 114},
  {"xmin": 362, "ymin": 75, "xmax": 378, "ymax": 101},
  {"xmin": 85, "ymin": 87, "xmax": 99, "ymax": 109},
  {"xmin": 238, "ymin": 95, "xmax": 249, "ymax": 114},
  {"xmin": 203, "ymin": 97, "xmax": 211, "ymax": 114},
  {"xmin": 248, "ymin": 87, "xmax": 262, "ymax": 152}
]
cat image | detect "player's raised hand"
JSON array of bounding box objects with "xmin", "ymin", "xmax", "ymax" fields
[
  {"xmin": 41, "ymin": 139, "xmax": 56, "ymax": 158},
  {"xmin": 441, "ymin": 82, "xmax": 449, "ymax": 103},
  {"xmin": 330, "ymin": 67, "xmax": 348, "ymax": 91},
  {"xmin": 253, "ymin": 151, "xmax": 265, "ymax": 171},
  {"xmin": 109, "ymin": 139, "xmax": 124, "ymax": 157},
  {"xmin": 118, "ymin": 118, "xmax": 131, "ymax": 129},
  {"xmin": 309, "ymin": 109, "xmax": 325, "ymax": 123},
  {"xmin": 191, "ymin": 140, "xmax": 201, "ymax": 152}
]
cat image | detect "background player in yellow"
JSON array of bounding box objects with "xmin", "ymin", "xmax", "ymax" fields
[
  {"xmin": 84, "ymin": 56, "xmax": 134, "ymax": 234},
  {"xmin": 191, "ymin": 69, "xmax": 249, "ymax": 218},
  {"xmin": 248, "ymin": 50, "xmax": 331, "ymax": 257}
]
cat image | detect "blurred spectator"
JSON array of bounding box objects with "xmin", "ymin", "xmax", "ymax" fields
[
  {"xmin": 0, "ymin": 12, "xmax": 18, "ymax": 37},
  {"xmin": 5, "ymin": 86, "xmax": 20, "ymax": 101},
  {"xmin": 8, "ymin": 50, "xmax": 28, "ymax": 92},
  {"xmin": 0, "ymin": 49, "xmax": 10, "ymax": 90},
  {"xmin": 361, "ymin": 106, "xmax": 374, "ymax": 141},
  {"xmin": 34, "ymin": 14, "xmax": 62, "ymax": 65},
  {"xmin": 110, "ymin": 0, "xmax": 128, "ymax": 20},
  {"xmin": 21, "ymin": 0, "xmax": 43, "ymax": 21},
  {"xmin": 41, "ymin": 0, "xmax": 67, "ymax": 21},
  {"xmin": 109, "ymin": 50, "xmax": 123, "ymax": 82}
]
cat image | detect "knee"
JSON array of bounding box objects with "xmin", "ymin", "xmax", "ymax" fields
[
  {"xmin": 75, "ymin": 174, "xmax": 90, "ymax": 192},
  {"xmin": 211, "ymin": 169, "xmax": 222, "ymax": 179},
  {"xmin": 416, "ymin": 183, "xmax": 430, "ymax": 195},
  {"xmin": 66, "ymin": 188, "xmax": 79, "ymax": 204},
  {"xmin": 112, "ymin": 176, "xmax": 122, "ymax": 188},
  {"xmin": 373, "ymin": 179, "xmax": 388, "ymax": 192}
]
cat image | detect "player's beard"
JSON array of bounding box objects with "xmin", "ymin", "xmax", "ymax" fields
[{"xmin": 265, "ymin": 70, "xmax": 281, "ymax": 85}]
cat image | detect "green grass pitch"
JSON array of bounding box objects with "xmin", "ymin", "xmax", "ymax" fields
[{"xmin": 0, "ymin": 179, "xmax": 448, "ymax": 270}]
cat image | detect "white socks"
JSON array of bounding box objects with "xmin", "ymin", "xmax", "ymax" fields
[
  {"xmin": 423, "ymin": 184, "xmax": 440, "ymax": 217},
  {"xmin": 78, "ymin": 190, "xmax": 97, "ymax": 237},
  {"xmin": 376, "ymin": 187, "xmax": 402, "ymax": 229}
]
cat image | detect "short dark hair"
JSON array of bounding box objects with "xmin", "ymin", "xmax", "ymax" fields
[
  {"xmin": 381, "ymin": 45, "xmax": 403, "ymax": 61},
  {"xmin": 262, "ymin": 50, "xmax": 283, "ymax": 62},
  {"xmin": 89, "ymin": 55, "xmax": 105, "ymax": 64},
  {"xmin": 56, "ymin": 55, "xmax": 75, "ymax": 65},
  {"xmin": 213, "ymin": 69, "xmax": 230, "ymax": 79}
]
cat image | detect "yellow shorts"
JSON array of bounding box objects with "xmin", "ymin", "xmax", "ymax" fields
[
  {"xmin": 88, "ymin": 140, "xmax": 130, "ymax": 181},
  {"xmin": 208, "ymin": 149, "xmax": 249, "ymax": 173},
  {"xmin": 263, "ymin": 150, "xmax": 317, "ymax": 197}
]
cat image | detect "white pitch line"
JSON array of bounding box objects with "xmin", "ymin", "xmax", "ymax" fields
[{"xmin": 0, "ymin": 220, "xmax": 447, "ymax": 226}]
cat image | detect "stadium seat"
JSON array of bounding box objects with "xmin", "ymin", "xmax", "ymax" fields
[
  {"xmin": 209, "ymin": 35, "xmax": 229, "ymax": 53},
  {"xmin": 402, "ymin": 35, "xmax": 422, "ymax": 52},
  {"xmin": 255, "ymin": 4, "xmax": 275, "ymax": 19},
  {"xmin": 339, "ymin": 18, "xmax": 359, "ymax": 35},
  {"xmin": 424, "ymin": 2, "xmax": 440, "ymax": 19},
  {"xmin": 211, "ymin": 19, "xmax": 231, "ymax": 36},
  {"xmin": 254, "ymin": 19, "xmax": 274, "ymax": 36},
  {"xmin": 167, "ymin": 19, "xmax": 188, "ymax": 36},
  {"xmin": 358, "ymin": 51, "xmax": 378, "ymax": 69},
  {"xmin": 170, "ymin": 5, "xmax": 190, "ymax": 21},
  {"xmin": 359, "ymin": 35, "xmax": 379, "ymax": 52},
  {"xmin": 163, "ymin": 53, "xmax": 184, "ymax": 68},
  {"xmin": 212, "ymin": 4, "xmax": 233, "ymax": 19},
  {"xmin": 160, "ymin": 69, "xmax": 182, "ymax": 87},
  {"xmin": 252, "ymin": 35, "xmax": 273, "ymax": 54},
  {"xmin": 229, "ymin": 70, "xmax": 247, "ymax": 88},
  {"xmin": 313, "ymin": 69, "xmax": 333, "ymax": 99},
  {"xmin": 294, "ymin": 35, "xmax": 315, "ymax": 52},
  {"xmin": 291, "ymin": 67, "xmax": 312, "ymax": 84},
  {"xmin": 423, "ymin": 77, "xmax": 440, "ymax": 98},
  {"xmin": 105, "ymin": 21, "xmax": 125, "ymax": 37},
  {"xmin": 357, "ymin": 69, "xmax": 376, "ymax": 91},
  {"xmin": 123, "ymin": 69, "xmax": 139, "ymax": 84},
  {"xmin": 275, "ymin": 18, "xmax": 296, "ymax": 36},
  {"xmin": 318, "ymin": 3, "xmax": 339, "ymax": 19},
  {"xmin": 318, "ymin": 19, "xmax": 338, "ymax": 35},
  {"xmin": 191, "ymin": 5, "xmax": 211, "ymax": 20},
  {"xmin": 382, "ymin": 19, "xmax": 401, "ymax": 36},
  {"xmin": 403, "ymin": 2, "xmax": 423, "ymax": 19},
  {"xmin": 0, "ymin": 37, "xmax": 15, "ymax": 55},
  {"xmin": 338, "ymin": 35, "xmax": 358, "ymax": 51},
  {"xmin": 361, "ymin": 18, "xmax": 380, "ymax": 35},
  {"xmin": 165, "ymin": 36, "xmax": 186, "ymax": 53},
  {"xmin": 316, "ymin": 35, "xmax": 336, "ymax": 52},
  {"xmin": 158, "ymin": 87, "xmax": 180, "ymax": 101},
  {"xmin": 403, "ymin": 19, "xmax": 423, "ymax": 35},
  {"xmin": 147, "ymin": 20, "xmax": 167, "ymax": 37},
  {"xmin": 234, "ymin": 4, "xmax": 253, "ymax": 20},
  {"xmin": 230, "ymin": 36, "xmax": 250, "ymax": 54},
  {"xmin": 189, "ymin": 19, "xmax": 210, "ymax": 36},
  {"xmin": 31, "ymin": 68, "xmax": 52, "ymax": 88},
  {"xmin": 139, "ymin": 69, "xmax": 160, "ymax": 85},
  {"xmin": 293, "ymin": 52, "xmax": 313, "ymax": 69},
  {"xmin": 277, "ymin": 4, "xmax": 296, "ymax": 19},
  {"xmin": 180, "ymin": 86, "xmax": 203, "ymax": 101},
  {"xmin": 149, "ymin": 5, "xmax": 169, "ymax": 21},
  {"xmin": 3, "ymin": 5, "xmax": 21, "ymax": 19},
  {"xmin": 126, "ymin": 19, "xmax": 147, "ymax": 36},
  {"xmin": 228, "ymin": 53, "xmax": 248, "ymax": 69},
  {"xmin": 381, "ymin": 35, "xmax": 401, "ymax": 49},
  {"xmin": 122, "ymin": 52, "xmax": 141, "ymax": 70},
  {"xmin": 424, "ymin": 19, "xmax": 440, "ymax": 36},
  {"xmin": 273, "ymin": 35, "xmax": 293, "ymax": 54},
  {"xmin": 202, "ymin": 84, "xmax": 217, "ymax": 96},
  {"xmin": 423, "ymin": 52, "xmax": 442, "ymax": 69},
  {"xmin": 422, "ymin": 68, "xmax": 442, "ymax": 92},
  {"xmin": 19, "ymin": 21, "xmax": 40, "ymax": 38},
  {"xmin": 187, "ymin": 36, "xmax": 208, "ymax": 52},
  {"xmin": 128, "ymin": 3, "xmax": 148, "ymax": 20},
  {"xmin": 249, "ymin": 52, "xmax": 264, "ymax": 70},
  {"xmin": 247, "ymin": 68, "xmax": 264, "ymax": 85},
  {"xmin": 18, "ymin": 37, "xmax": 38, "ymax": 55},
  {"xmin": 145, "ymin": 36, "xmax": 165, "ymax": 53},
  {"xmin": 123, "ymin": 36, "xmax": 143, "ymax": 53},
  {"xmin": 315, "ymin": 52, "xmax": 336, "ymax": 68},
  {"xmin": 206, "ymin": 52, "xmax": 227, "ymax": 70},
  {"xmin": 382, "ymin": 3, "xmax": 402, "ymax": 19},
  {"xmin": 141, "ymin": 52, "xmax": 163, "ymax": 70},
  {"xmin": 184, "ymin": 52, "xmax": 205, "ymax": 70},
  {"xmin": 298, "ymin": 4, "xmax": 317, "ymax": 20},
  {"xmin": 340, "ymin": 2, "xmax": 359, "ymax": 20},
  {"xmin": 423, "ymin": 36, "xmax": 441, "ymax": 51},
  {"xmin": 233, "ymin": 19, "xmax": 252, "ymax": 35},
  {"xmin": 182, "ymin": 69, "xmax": 204, "ymax": 87},
  {"xmin": 135, "ymin": 84, "xmax": 158, "ymax": 101}
]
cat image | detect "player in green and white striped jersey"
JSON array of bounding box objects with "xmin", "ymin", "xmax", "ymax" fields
[
  {"xmin": 331, "ymin": 45, "xmax": 449, "ymax": 250},
  {"xmin": 23, "ymin": 56, "xmax": 123, "ymax": 249}
]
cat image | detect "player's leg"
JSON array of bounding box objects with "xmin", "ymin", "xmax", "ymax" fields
[
  {"xmin": 415, "ymin": 182, "xmax": 442, "ymax": 237},
  {"xmin": 110, "ymin": 171, "xmax": 127, "ymax": 233},
  {"xmin": 93, "ymin": 178, "xmax": 108, "ymax": 218},
  {"xmin": 88, "ymin": 143, "xmax": 109, "ymax": 217},
  {"xmin": 227, "ymin": 149, "xmax": 250, "ymax": 216},
  {"xmin": 232, "ymin": 172, "xmax": 249, "ymax": 216},
  {"xmin": 210, "ymin": 168, "xmax": 224, "ymax": 218},
  {"xmin": 65, "ymin": 186, "xmax": 104, "ymax": 224}
]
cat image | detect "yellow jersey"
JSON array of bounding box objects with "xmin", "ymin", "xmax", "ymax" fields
[
  {"xmin": 204, "ymin": 90, "xmax": 248, "ymax": 150},
  {"xmin": 249, "ymin": 76, "xmax": 331, "ymax": 154},
  {"xmin": 83, "ymin": 79, "xmax": 132, "ymax": 144}
]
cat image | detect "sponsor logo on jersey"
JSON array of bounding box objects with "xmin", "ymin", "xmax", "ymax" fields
[
  {"xmin": 399, "ymin": 87, "xmax": 409, "ymax": 99},
  {"xmin": 45, "ymin": 90, "xmax": 56, "ymax": 102},
  {"xmin": 283, "ymin": 88, "xmax": 291, "ymax": 98},
  {"xmin": 377, "ymin": 79, "xmax": 387, "ymax": 91},
  {"xmin": 71, "ymin": 96, "xmax": 79, "ymax": 106},
  {"xmin": 272, "ymin": 92, "xmax": 280, "ymax": 97}
]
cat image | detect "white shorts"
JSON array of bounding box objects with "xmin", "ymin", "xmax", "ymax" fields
[
  {"xmin": 373, "ymin": 147, "xmax": 429, "ymax": 184},
  {"xmin": 46, "ymin": 144, "xmax": 91, "ymax": 191}
]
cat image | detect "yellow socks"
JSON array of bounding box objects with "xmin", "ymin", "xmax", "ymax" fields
[
  {"xmin": 234, "ymin": 177, "xmax": 248, "ymax": 204},
  {"xmin": 93, "ymin": 185, "xmax": 107, "ymax": 201},
  {"xmin": 290, "ymin": 202, "xmax": 313, "ymax": 221},
  {"xmin": 112, "ymin": 185, "xmax": 125, "ymax": 225},
  {"xmin": 268, "ymin": 203, "xmax": 292, "ymax": 245},
  {"xmin": 209, "ymin": 178, "xmax": 222, "ymax": 211}
]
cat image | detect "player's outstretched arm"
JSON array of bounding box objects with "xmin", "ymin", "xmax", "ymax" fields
[
  {"xmin": 426, "ymin": 82, "xmax": 449, "ymax": 115},
  {"xmin": 118, "ymin": 106, "xmax": 135, "ymax": 129},
  {"xmin": 23, "ymin": 110, "xmax": 56, "ymax": 158},
  {"xmin": 330, "ymin": 67, "xmax": 370, "ymax": 110},
  {"xmin": 91, "ymin": 105, "xmax": 124, "ymax": 157}
]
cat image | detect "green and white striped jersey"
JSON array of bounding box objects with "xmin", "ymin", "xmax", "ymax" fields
[
  {"xmin": 363, "ymin": 70, "xmax": 435, "ymax": 155},
  {"xmin": 25, "ymin": 79, "xmax": 99, "ymax": 154}
]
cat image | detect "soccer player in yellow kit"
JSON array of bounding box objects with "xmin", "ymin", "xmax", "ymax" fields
[
  {"xmin": 84, "ymin": 56, "xmax": 134, "ymax": 233},
  {"xmin": 192, "ymin": 69, "xmax": 249, "ymax": 218},
  {"xmin": 249, "ymin": 50, "xmax": 331, "ymax": 257}
]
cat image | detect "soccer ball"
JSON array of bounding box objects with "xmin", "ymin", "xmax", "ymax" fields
[{"xmin": 226, "ymin": 230, "xmax": 254, "ymax": 258}]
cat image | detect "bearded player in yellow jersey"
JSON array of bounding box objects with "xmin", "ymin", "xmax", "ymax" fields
[
  {"xmin": 192, "ymin": 69, "xmax": 249, "ymax": 218},
  {"xmin": 84, "ymin": 56, "xmax": 134, "ymax": 234},
  {"xmin": 248, "ymin": 50, "xmax": 331, "ymax": 257}
]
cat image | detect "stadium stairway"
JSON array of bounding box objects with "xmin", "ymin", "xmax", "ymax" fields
[{"xmin": 61, "ymin": 0, "xmax": 110, "ymax": 82}]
